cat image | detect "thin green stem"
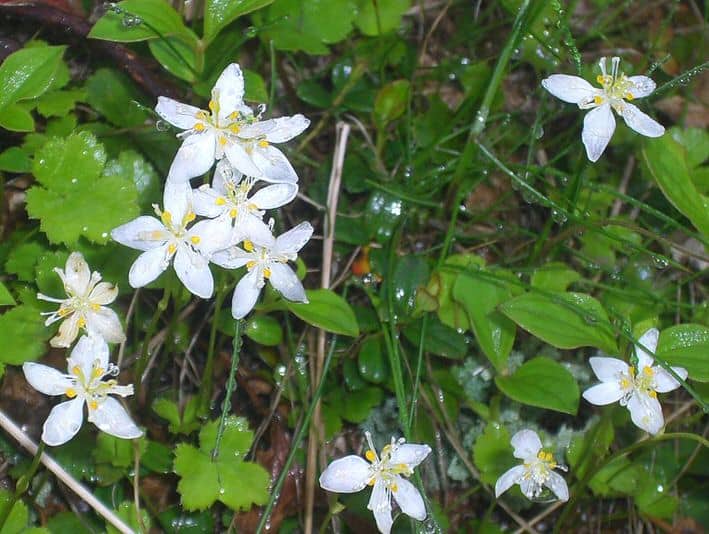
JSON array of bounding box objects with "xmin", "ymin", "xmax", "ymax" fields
[
  {"xmin": 0, "ymin": 442, "xmax": 46, "ymax": 530},
  {"xmin": 255, "ymin": 336, "xmax": 339, "ymax": 534},
  {"xmin": 407, "ymin": 313, "xmax": 428, "ymax": 436},
  {"xmin": 200, "ymin": 277, "xmax": 229, "ymax": 414},
  {"xmin": 212, "ymin": 319, "xmax": 243, "ymax": 461}
]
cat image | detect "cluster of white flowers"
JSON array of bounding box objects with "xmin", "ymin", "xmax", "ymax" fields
[{"xmin": 112, "ymin": 63, "xmax": 313, "ymax": 319}]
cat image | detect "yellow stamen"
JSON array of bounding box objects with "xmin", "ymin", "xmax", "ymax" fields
[
  {"xmin": 229, "ymin": 208, "xmax": 238, "ymax": 218},
  {"xmin": 161, "ymin": 210, "xmax": 172, "ymax": 225},
  {"xmin": 58, "ymin": 308, "xmax": 71, "ymax": 317},
  {"xmin": 72, "ymin": 365, "xmax": 81, "ymax": 375},
  {"xmin": 243, "ymin": 240, "xmax": 254, "ymax": 252},
  {"xmin": 365, "ymin": 450, "xmax": 376, "ymax": 462},
  {"xmin": 208, "ymin": 100, "xmax": 218, "ymax": 112},
  {"xmin": 168, "ymin": 243, "xmax": 177, "ymax": 254},
  {"xmin": 228, "ymin": 111, "xmax": 239, "ymax": 119},
  {"xmin": 391, "ymin": 483, "xmax": 398, "ymax": 492},
  {"xmin": 643, "ymin": 366, "xmax": 654, "ymax": 376},
  {"xmin": 215, "ymin": 197, "xmax": 226, "ymax": 206},
  {"xmin": 218, "ymin": 135, "xmax": 228, "ymax": 146},
  {"xmin": 258, "ymin": 139, "xmax": 269, "ymax": 148},
  {"xmin": 150, "ymin": 230, "xmax": 165, "ymax": 240},
  {"xmin": 194, "ymin": 122, "xmax": 205, "ymax": 132},
  {"xmin": 229, "ymin": 124, "xmax": 241, "ymax": 134},
  {"xmin": 92, "ymin": 367, "xmax": 105, "ymax": 378},
  {"xmin": 89, "ymin": 400, "xmax": 98, "ymax": 411},
  {"xmin": 620, "ymin": 377, "xmax": 631, "ymax": 389},
  {"xmin": 196, "ymin": 111, "xmax": 209, "ymax": 120},
  {"xmin": 190, "ymin": 236, "xmax": 201, "ymax": 245},
  {"xmin": 246, "ymin": 261, "xmax": 257, "ymax": 270},
  {"xmin": 65, "ymin": 388, "xmax": 77, "ymax": 398},
  {"xmin": 593, "ymin": 95, "xmax": 604, "ymax": 105},
  {"xmin": 649, "ymin": 390, "xmax": 657, "ymax": 398},
  {"xmin": 624, "ymin": 92, "xmax": 634, "ymax": 101},
  {"xmin": 90, "ymin": 303, "xmax": 100, "ymax": 311},
  {"xmin": 77, "ymin": 316, "xmax": 86, "ymax": 329},
  {"xmin": 596, "ymin": 75, "xmax": 605, "ymax": 85},
  {"xmin": 263, "ymin": 267, "xmax": 271, "ymax": 279},
  {"xmin": 367, "ymin": 478, "xmax": 376, "ymax": 486}
]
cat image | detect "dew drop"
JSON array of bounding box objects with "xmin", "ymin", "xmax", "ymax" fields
[
  {"xmin": 71, "ymin": 178, "xmax": 78, "ymax": 184},
  {"xmin": 651, "ymin": 255, "xmax": 669, "ymax": 269}
]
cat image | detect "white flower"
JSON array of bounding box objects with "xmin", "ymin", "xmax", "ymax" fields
[
  {"xmin": 22, "ymin": 335, "xmax": 142, "ymax": 446},
  {"xmin": 37, "ymin": 252, "xmax": 125, "ymax": 348},
  {"xmin": 193, "ymin": 160, "xmax": 297, "ymax": 245},
  {"xmin": 495, "ymin": 429, "xmax": 569, "ymax": 502},
  {"xmin": 156, "ymin": 63, "xmax": 309, "ymax": 184},
  {"xmin": 542, "ymin": 56, "xmax": 664, "ymax": 162},
  {"xmin": 319, "ymin": 432, "xmax": 432, "ymax": 534},
  {"xmin": 111, "ymin": 182, "xmax": 231, "ymax": 299},
  {"xmin": 583, "ymin": 328, "xmax": 688, "ymax": 435},
  {"xmin": 211, "ymin": 221, "xmax": 312, "ymax": 319}
]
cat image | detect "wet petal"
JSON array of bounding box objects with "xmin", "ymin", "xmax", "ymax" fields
[
  {"xmin": 620, "ymin": 102, "xmax": 664, "ymax": 138},
  {"xmin": 583, "ymin": 382, "xmax": 624, "ymax": 405},
  {"xmin": 368, "ymin": 480, "xmax": 393, "ymax": 534},
  {"xmin": 389, "ymin": 443, "xmax": 432, "ymax": 469},
  {"xmin": 167, "ymin": 132, "xmax": 216, "ymax": 183},
  {"xmin": 88, "ymin": 282, "xmax": 118, "ymax": 305},
  {"xmin": 129, "ymin": 246, "xmax": 171, "ymax": 288},
  {"xmin": 240, "ymin": 115, "xmax": 310, "ymax": 143},
  {"xmin": 250, "ymin": 145, "xmax": 299, "ymax": 183},
  {"xmin": 268, "ymin": 263, "xmax": 306, "ymax": 303},
  {"xmin": 22, "ymin": 363, "xmax": 73, "ymax": 396},
  {"xmin": 69, "ymin": 334, "xmax": 110, "ymax": 377},
  {"xmin": 582, "ymin": 103, "xmax": 615, "ymax": 162},
  {"xmin": 634, "ymin": 328, "xmax": 659, "ymax": 368},
  {"xmin": 231, "ymin": 268, "xmax": 261, "ymax": 319},
  {"xmin": 627, "ymin": 392, "xmax": 664, "ymax": 435},
  {"xmin": 250, "ymin": 182, "xmax": 298, "ymax": 210},
  {"xmin": 42, "ymin": 398, "xmax": 84, "ymax": 446},
  {"xmin": 224, "ymin": 141, "xmax": 262, "ymax": 177},
  {"xmin": 274, "ymin": 221, "xmax": 313, "ymax": 256},
  {"xmin": 189, "ymin": 217, "xmax": 233, "ymax": 256},
  {"xmin": 627, "ymin": 76, "xmax": 656, "ymax": 99},
  {"xmin": 495, "ymin": 465, "xmax": 525, "ymax": 497},
  {"xmin": 319, "ymin": 455, "xmax": 371, "ymax": 493},
  {"xmin": 213, "ymin": 63, "xmax": 247, "ymax": 123},
  {"xmin": 155, "ymin": 96, "xmax": 203, "ymax": 130},
  {"xmin": 589, "ymin": 356, "xmax": 629, "ymax": 382},
  {"xmin": 211, "ymin": 246, "xmax": 253, "ymax": 270},
  {"xmin": 653, "ymin": 365, "xmax": 688, "ymax": 393},
  {"xmin": 111, "ymin": 216, "xmax": 168, "ymax": 251},
  {"xmin": 87, "ymin": 308, "xmax": 126, "ymax": 344},
  {"xmin": 391, "ymin": 476, "xmax": 426, "ymax": 520},
  {"xmin": 511, "ymin": 429, "xmax": 542, "ymax": 460},
  {"xmin": 88, "ymin": 397, "xmax": 142, "ymax": 440},
  {"xmin": 174, "ymin": 244, "xmax": 214, "ymax": 299},
  {"xmin": 545, "ymin": 471, "xmax": 569, "ymax": 502},
  {"xmin": 541, "ymin": 74, "xmax": 597, "ymax": 104},
  {"xmin": 235, "ymin": 215, "xmax": 275, "ymax": 245},
  {"xmin": 193, "ymin": 186, "xmax": 226, "ymax": 218},
  {"xmin": 50, "ymin": 313, "xmax": 81, "ymax": 348},
  {"xmin": 163, "ymin": 181, "xmax": 194, "ymax": 224},
  {"xmin": 62, "ymin": 252, "xmax": 91, "ymax": 296}
]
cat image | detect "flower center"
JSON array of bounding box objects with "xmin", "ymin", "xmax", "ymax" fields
[
  {"xmin": 363, "ymin": 439, "xmax": 413, "ymax": 493},
  {"xmin": 621, "ymin": 365, "xmax": 657, "ymax": 399},
  {"xmin": 593, "ymin": 57, "xmax": 636, "ymax": 108},
  {"xmin": 66, "ymin": 360, "xmax": 121, "ymax": 411}
]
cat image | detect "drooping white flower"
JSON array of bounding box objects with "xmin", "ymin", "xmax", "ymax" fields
[
  {"xmin": 111, "ymin": 182, "xmax": 230, "ymax": 299},
  {"xmin": 22, "ymin": 335, "xmax": 142, "ymax": 446},
  {"xmin": 156, "ymin": 63, "xmax": 309, "ymax": 184},
  {"xmin": 193, "ymin": 160, "xmax": 297, "ymax": 245},
  {"xmin": 211, "ymin": 221, "xmax": 312, "ymax": 319},
  {"xmin": 542, "ymin": 56, "xmax": 664, "ymax": 162},
  {"xmin": 319, "ymin": 432, "xmax": 432, "ymax": 534},
  {"xmin": 583, "ymin": 328, "xmax": 687, "ymax": 435},
  {"xmin": 37, "ymin": 252, "xmax": 125, "ymax": 348},
  {"xmin": 495, "ymin": 429, "xmax": 569, "ymax": 502}
]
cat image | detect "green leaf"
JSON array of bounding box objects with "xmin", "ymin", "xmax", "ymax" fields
[
  {"xmin": 86, "ymin": 68, "xmax": 151, "ymax": 128},
  {"xmin": 0, "ymin": 45, "xmax": 65, "ymax": 111},
  {"xmin": 0, "ymin": 282, "xmax": 16, "ymax": 306},
  {"xmin": 5, "ymin": 242, "xmax": 47, "ymax": 281},
  {"xmin": 0, "ymin": 305, "xmax": 48, "ymax": 365},
  {"xmin": 453, "ymin": 272, "xmax": 515, "ymax": 370},
  {"xmin": 374, "ymin": 80, "xmax": 410, "ymax": 127},
  {"xmin": 108, "ymin": 502, "xmax": 151, "ymax": 534},
  {"xmin": 198, "ymin": 417, "xmax": 253, "ymax": 460},
  {"xmin": 245, "ymin": 314, "xmax": 283, "ymax": 346},
  {"xmin": 36, "ymin": 89, "xmax": 86, "ymax": 118},
  {"xmin": 26, "ymin": 132, "xmax": 139, "ymax": 245},
  {"xmin": 0, "ymin": 147, "xmax": 31, "ymax": 173},
  {"xmin": 89, "ymin": 0, "xmax": 192, "ymax": 43},
  {"xmin": 148, "ymin": 36, "xmax": 199, "ymax": 82},
  {"xmin": 243, "ymin": 69, "xmax": 268, "ymax": 103},
  {"xmin": 642, "ymin": 134, "xmax": 709, "ymax": 235},
  {"xmin": 472, "ymin": 423, "xmax": 512, "ymax": 485},
  {"xmin": 0, "ymin": 104, "xmax": 35, "ymax": 132},
  {"xmin": 286, "ymin": 289, "xmax": 360, "ymax": 337},
  {"xmin": 357, "ymin": 336, "xmax": 388, "ymax": 383},
  {"xmin": 354, "ymin": 0, "xmax": 410, "ymax": 36},
  {"xmin": 174, "ymin": 445, "xmax": 220, "ymax": 510},
  {"xmin": 531, "ymin": 262, "xmax": 581, "ymax": 292},
  {"xmin": 402, "ymin": 316, "xmax": 468, "ymax": 360},
  {"xmin": 204, "ymin": 0, "xmax": 273, "ymax": 43},
  {"xmin": 657, "ymin": 324, "xmax": 709, "ymax": 382},
  {"xmin": 670, "ymin": 127, "xmax": 709, "ymax": 169},
  {"xmin": 217, "ymin": 462, "xmax": 270, "ymax": 510},
  {"xmin": 0, "ymin": 490, "xmax": 34, "ymax": 534},
  {"xmin": 102, "ymin": 150, "xmax": 160, "ymax": 209},
  {"xmin": 495, "ymin": 357, "xmax": 580, "ymax": 415},
  {"xmin": 500, "ymin": 292, "xmax": 618, "ymax": 354}
]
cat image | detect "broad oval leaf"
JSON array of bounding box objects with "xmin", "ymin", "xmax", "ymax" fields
[
  {"xmin": 657, "ymin": 324, "xmax": 709, "ymax": 382},
  {"xmin": 500, "ymin": 292, "xmax": 618, "ymax": 354},
  {"xmin": 0, "ymin": 45, "xmax": 65, "ymax": 111},
  {"xmin": 495, "ymin": 356, "xmax": 580, "ymax": 415},
  {"xmin": 286, "ymin": 289, "xmax": 360, "ymax": 337},
  {"xmin": 204, "ymin": 0, "xmax": 274, "ymax": 43},
  {"xmin": 89, "ymin": 0, "xmax": 195, "ymax": 43}
]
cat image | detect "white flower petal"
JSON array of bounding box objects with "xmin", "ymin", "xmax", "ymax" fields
[
  {"xmin": 213, "ymin": 159, "xmax": 240, "ymax": 194},
  {"xmin": 213, "ymin": 63, "xmax": 247, "ymax": 123},
  {"xmin": 163, "ymin": 181, "xmax": 194, "ymax": 224},
  {"xmin": 224, "ymin": 141, "xmax": 262, "ymax": 177},
  {"xmin": 240, "ymin": 115, "xmax": 310, "ymax": 143},
  {"xmin": 589, "ymin": 356, "xmax": 629, "ymax": 382},
  {"xmin": 155, "ymin": 96, "xmax": 203, "ymax": 130},
  {"xmin": 50, "ymin": 313, "xmax": 81, "ymax": 348},
  {"xmin": 167, "ymin": 132, "xmax": 216, "ymax": 183},
  {"xmin": 42, "ymin": 398, "xmax": 84, "ymax": 446},
  {"xmin": 519, "ymin": 476, "xmax": 540, "ymax": 500},
  {"xmin": 250, "ymin": 145, "xmax": 299, "ymax": 183},
  {"xmin": 495, "ymin": 465, "xmax": 526, "ymax": 497},
  {"xmin": 88, "ymin": 282, "xmax": 118, "ymax": 305},
  {"xmin": 87, "ymin": 308, "xmax": 126, "ymax": 344},
  {"xmin": 174, "ymin": 244, "xmax": 214, "ymax": 299},
  {"xmin": 111, "ymin": 216, "xmax": 168, "ymax": 251},
  {"xmin": 22, "ymin": 363, "xmax": 73, "ymax": 396},
  {"xmin": 582, "ymin": 103, "xmax": 615, "ymax": 162},
  {"xmin": 88, "ymin": 397, "xmax": 142, "ymax": 440},
  {"xmin": 391, "ymin": 476, "xmax": 426, "ymax": 520},
  {"xmin": 368, "ymin": 480, "xmax": 393, "ymax": 534},
  {"xmin": 129, "ymin": 245, "xmax": 170, "ymax": 288},
  {"xmin": 193, "ymin": 186, "xmax": 226, "ymax": 218},
  {"xmin": 635, "ymin": 328, "xmax": 659, "ymax": 368},
  {"xmin": 210, "ymin": 246, "xmax": 253, "ymax": 270},
  {"xmin": 231, "ymin": 268, "xmax": 261, "ymax": 319},
  {"xmin": 250, "ymin": 182, "xmax": 298, "ymax": 210},
  {"xmin": 541, "ymin": 74, "xmax": 597, "ymax": 104},
  {"xmin": 620, "ymin": 102, "xmax": 664, "ymax": 138},
  {"xmin": 236, "ymin": 215, "xmax": 275, "ymax": 245},
  {"xmin": 583, "ymin": 382, "xmax": 624, "ymax": 406},
  {"xmin": 545, "ymin": 471, "xmax": 569, "ymax": 502},
  {"xmin": 268, "ymin": 263, "xmax": 306, "ymax": 303},
  {"xmin": 511, "ymin": 429, "xmax": 542, "ymax": 460},
  {"xmin": 627, "ymin": 392, "xmax": 664, "ymax": 435},
  {"xmin": 653, "ymin": 365, "xmax": 688, "ymax": 393},
  {"xmin": 319, "ymin": 455, "xmax": 371, "ymax": 493},
  {"xmin": 274, "ymin": 221, "xmax": 313, "ymax": 256},
  {"xmin": 627, "ymin": 76, "xmax": 656, "ymax": 99},
  {"xmin": 62, "ymin": 252, "xmax": 91, "ymax": 295},
  {"xmin": 69, "ymin": 334, "xmax": 110, "ymax": 376},
  {"xmin": 389, "ymin": 443, "xmax": 432, "ymax": 470}
]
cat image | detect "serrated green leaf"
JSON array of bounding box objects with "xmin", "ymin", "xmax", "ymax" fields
[
  {"xmin": 199, "ymin": 417, "xmax": 253, "ymax": 459},
  {"xmin": 657, "ymin": 324, "xmax": 709, "ymax": 382},
  {"xmin": 174, "ymin": 444, "xmax": 220, "ymax": 511},
  {"xmin": 472, "ymin": 423, "xmax": 512, "ymax": 485},
  {"xmin": 89, "ymin": 0, "xmax": 193, "ymax": 43},
  {"xmin": 0, "ymin": 305, "xmax": 48, "ymax": 365},
  {"xmin": 500, "ymin": 292, "xmax": 618, "ymax": 354},
  {"xmin": 495, "ymin": 357, "xmax": 580, "ymax": 414},
  {"xmin": 217, "ymin": 462, "xmax": 270, "ymax": 510},
  {"xmin": 0, "ymin": 45, "xmax": 65, "ymax": 111},
  {"xmin": 103, "ymin": 150, "xmax": 160, "ymax": 209},
  {"xmin": 0, "ymin": 282, "xmax": 16, "ymax": 306},
  {"xmin": 286, "ymin": 289, "xmax": 360, "ymax": 337},
  {"xmin": 354, "ymin": 0, "xmax": 410, "ymax": 36},
  {"xmin": 5, "ymin": 242, "xmax": 47, "ymax": 281},
  {"xmin": 0, "ymin": 147, "xmax": 32, "ymax": 173},
  {"xmin": 204, "ymin": 0, "xmax": 273, "ymax": 43},
  {"xmin": 26, "ymin": 132, "xmax": 139, "ymax": 245},
  {"xmin": 107, "ymin": 502, "xmax": 151, "ymax": 534},
  {"xmin": 35, "ymin": 89, "xmax": 86, "ymax": 118}
]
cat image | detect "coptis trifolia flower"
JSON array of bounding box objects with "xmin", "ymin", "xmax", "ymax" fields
[
  {"xmin": 583, "ymin": 328, "xmax": 687, "ymax": 435},
  {"xmin": 193, "ymin": 160, "xmax": 297, "ymax": 245},
  {"xmin": 542, "ymin": 56, "xmax": 664, "ymax": 162},
  {"xmin": 22, "ymin": 335, "xmax": 142, "ymax": 446},
  {"xmin": 211, "ymin": 221, "xmax": 313, "ymax": 319},
  {"xmin": 111, "ymin": 182, "xmax": 231, "ymax": 299},
  {"xmin": 319, "ymin": 432, "xmax": 432, "ymax": 534},
  {"xmin": 495, "ymin": 429, "xmax": 569, "ymax": 502},
  {"xmin": 37, "ymin": 252, "xmax": 125, "ymax": 348},
  {"xmin": 156, "ymin": 63, "xmax": 310, "ymax": 184}
]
